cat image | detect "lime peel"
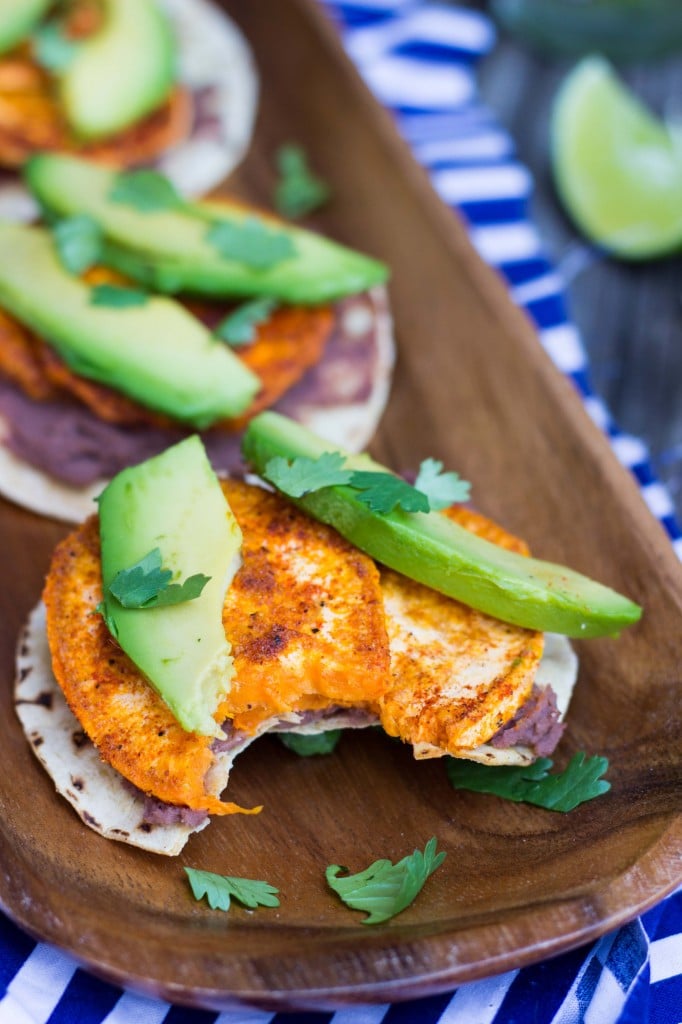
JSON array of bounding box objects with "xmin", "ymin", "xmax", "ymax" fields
[{"xmin": 551, "ymin": 56, "xmax": 682, "ymax": 259}]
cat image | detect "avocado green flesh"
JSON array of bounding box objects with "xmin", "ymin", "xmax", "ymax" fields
[
  {"xmin": 61, "ymin": 0, "xmax": 176, "ymax": 139},
  {"xmin": 99, "ymin": 436, "xmax": 242, "ymax": 736},
  {"xmin": 242, "ymin": 412, "xmax": 642, "ymax": 639},
  {"xmin": 0, "ymin": 222, "xmax": 259, "ymax": 428},
  {"xmin": 25, "ymin": 154, "xmax": 390, "ymax": 304},
  {"xmin": 0, "ymin": 0, "xmax": 50, "ymax": 55}
]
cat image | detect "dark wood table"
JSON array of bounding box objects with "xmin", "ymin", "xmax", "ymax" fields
[{"xmin": 468, "ymin": 6, "xmax": 682, "ymax": 522}]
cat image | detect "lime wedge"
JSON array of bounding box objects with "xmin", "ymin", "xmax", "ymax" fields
[{"xmin": 551, "ymin": 56, "xmax": 682, "ymax": 259}]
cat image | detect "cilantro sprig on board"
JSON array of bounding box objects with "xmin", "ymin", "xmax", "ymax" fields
[
  {"xmin": 105, "ymin": 548, "xmax": 211, "ymax": 610},
  {"xmin": 446, "ymin": 753, "xmax": 611, "ymax": 812},
  {"xmin": 263, "ymin": 452, "xmax": 471, "ymax": 516},
  {"xmin": 274, "ymin": 144, "xmax": 331, "ymax": 219},
  {"xmin": 326, "ymin": 837, "xmax": 445, "ymax": 925},
  {"xmin": 185, "ymin": 868, "xmax": 280, "ymax": 912}
]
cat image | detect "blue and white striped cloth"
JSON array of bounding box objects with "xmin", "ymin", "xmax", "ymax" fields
[{"xmin": 1, "ymin": 2, "xmax": 680, "ymax": 1021}]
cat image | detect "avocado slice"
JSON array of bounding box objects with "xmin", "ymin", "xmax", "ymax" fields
[
  {"xmin": 60, "ymin": 0, "xmax": 176, "ymax": 140},
  {"xmin": 241, "ymin": 412, "xmax": 642, "ymax": 639},
  {"xmin": 0, "ymin": 0, "xmax": 50, "ymax": 55},
  {"xmin": 25, "ymin": 154, "xmax": 390, "ymax": 304},
  {"xmin": 0, "ymin": 221, "xmax": 259, "ymax": 428},
  {"xmin": 98, "ymin": 436, "xmax": 241, "ymax": 736}
]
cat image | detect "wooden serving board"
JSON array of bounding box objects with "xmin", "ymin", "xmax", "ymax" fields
[{"xmin": 0, "ymin": 0, "xmax": 679, "ymax": 1012}]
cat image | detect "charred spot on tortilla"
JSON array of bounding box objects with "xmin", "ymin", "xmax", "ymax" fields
[{"xmin": 15, "ymin": 687, "xmax": 53, "ymax": 708}]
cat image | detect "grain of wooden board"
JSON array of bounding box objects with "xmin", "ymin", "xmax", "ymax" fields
[{"xmin": 0, "ymin": 0, "xmax": 680, "ymax": 1012}]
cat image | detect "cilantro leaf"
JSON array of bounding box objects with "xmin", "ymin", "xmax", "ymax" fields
[
  {"xmin": 326, "ymin": 837, "xmax": 445, "ymax": 925},
  {"xmin": 151, "ymin": 574, "xmax": 212, "ymax": 608},
  {"xmin": 206, "ymin": 217, "xmax": 297, "ymax": 270},
  {"xmin": 108, "ymin": 549, "xmax": 171, "ymax": 607},
  {"xmin": 89, "ymin": 283, "xmax": 149, "ymax": 308},
  {"xmin": 185, "ymin": 868, "xmax": 280, "ymax": 912},
  {"xmin": 264, "ymin": 452, "xmax": 353, "ymax": 497},
  {"xmin": 414, "ymin": 457, "xmax": 471, "ymax": 510},
  {"xmin": 446, "ymin": 753, "xmax": 611, "ymax": 812},
  {"xmin": 109, "ymin": 169, "xmax": 184, "ymax": 213},
  {"xmin": 215, "ymin": 297, "xmax": 278, "ymax": 347},
  {"xmin": 32, "ymin": 21, "xmax": 79, "ymax": 73},
  {"xmin": 260, "ymin": 453, "xmax": 456, "ymax": 515},
  {"xmin": 348, "ymin": 471, "xmax": 430, "ymax": 515},
  {"xmin": 278, "ymin": 730, "xmax": 342, "ymax": 756},
  {"xmin": 274, "ymin": 144, "xmax": 331, "ymax": 219},
  {"xmin": 52, "ymin": 215, "xmax": 103, "ymax": 275},
  {"xmin": 107, "ymin": 548, "xmax": 211, "ymax": 610}
]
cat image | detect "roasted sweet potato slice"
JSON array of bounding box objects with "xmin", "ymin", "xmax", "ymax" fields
[
  {"xmin": 0, "ymin": 309, "xmax": 62, "ymax": 401},
  {"xmin": 0, "ymin": 79, "xmax": 191, "ymax": 169},
  {"xmin": 378, "ymin": 507, "xmax": 545, "ymax": 756},
  {"xmin": 218, "ymin": 479, "xmax": 390, "ymax": 733}
]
